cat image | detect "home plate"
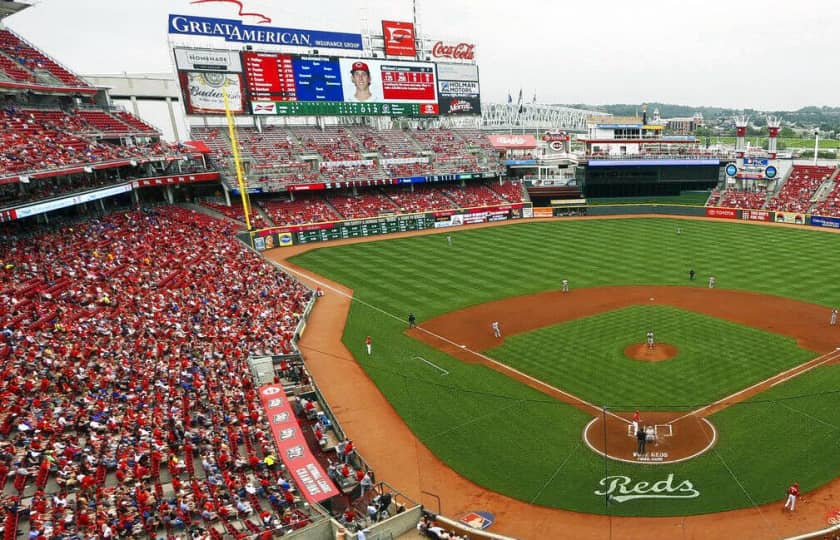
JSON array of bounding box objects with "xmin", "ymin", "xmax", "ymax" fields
[{"xmin": 460, "ymin": 344, "xmax": 467, "ymax": 348}]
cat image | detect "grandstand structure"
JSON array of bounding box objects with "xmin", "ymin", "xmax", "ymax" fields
[{"xmin": 3, "ymin": 3, "xmax": 840, "ymax": 540}]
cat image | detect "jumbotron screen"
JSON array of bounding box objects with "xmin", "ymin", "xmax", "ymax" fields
[{"xmin": 242, "ymin": 51, "xmax": 439, "ymax": 117}]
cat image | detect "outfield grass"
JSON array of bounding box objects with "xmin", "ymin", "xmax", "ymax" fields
[
  {"xmin": 487, "ymin": 305, "xmax": 816, "ymax": 408},
  {"xmin": 290, "ymin": 218, "xmax": 840, "ymax": 515}
]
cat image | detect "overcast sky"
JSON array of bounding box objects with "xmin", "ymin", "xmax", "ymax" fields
[{"xmin": 4, "ymin": 0, "xmax": 838, "ymax": 111}]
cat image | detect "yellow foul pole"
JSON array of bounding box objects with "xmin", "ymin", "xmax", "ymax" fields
[{"xmin": 222, "ymin": 85, "xmax": 253, "ymax": 231}]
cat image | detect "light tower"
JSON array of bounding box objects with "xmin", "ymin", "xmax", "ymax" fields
[
  {"xmin": 735, "ymin": 116, "xmax": 748, "ymax": 158},
  {"xmin": 767, "ymin": 116, "xmax": 781, "ymax": 160}
]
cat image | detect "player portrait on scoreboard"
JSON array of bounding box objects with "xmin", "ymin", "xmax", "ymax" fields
[{"xmin": 345, "ymin": 61, "xmax": 381, "ymax": 102}]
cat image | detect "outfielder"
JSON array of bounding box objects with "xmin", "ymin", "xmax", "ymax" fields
[
  {"xmin": 491, "ymin": 321, "xmax": 501, "ymax": 338},
  {"xmin": 708, "ymin": 276, "xmax": 716, "ymax": 289},
  {"xmin": 562, "ymin": 279, "xmax": 569, "ymax": 292}
]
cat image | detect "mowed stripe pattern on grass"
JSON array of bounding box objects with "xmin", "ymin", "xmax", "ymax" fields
[
  {"xmin": 486, "ymin": 305, "xmax": 817, "ymax": 408},
  {"xmin": 290, "ymin": 218, "xmax": 840, "ymax": 515}
]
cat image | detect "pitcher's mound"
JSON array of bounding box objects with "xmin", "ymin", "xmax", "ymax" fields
[{"xmin": 624, "ymin": 343, "xmax": 678, "ymax": 362}]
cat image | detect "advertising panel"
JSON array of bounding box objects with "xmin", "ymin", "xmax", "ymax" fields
[
  {"xmin": 705, "ymin": 207, "xmax": 737, "ymax": 219},
  {"xmin": 774, "ymin": 212, "xmax": 806, "ymax": 225},
  {"xmin": 741, "ymin": 209, "xmax": 771, "ymax": 222},
  {"xmin": 437, "ymin": 63, "xmax": 480, "ymax": 116},
  {"xmin": 382, "ymin": 21, "xmax": 417, "ymax": 57},
  {"xmin": 168, "ymin": 14, "xmax": 363, "ymax": 50},
  {"xmin": 240, "ymin": 52, "xmax": 439, "ymax": 116},
  {"xmin": 811, "ymin": 215, "xmax": 840, "ymax": 229},
  {"xmin": 488, "ymin": 134, "xmax": 537, "ymax": 149},
  {"xmin": 180, "ymin": 71, "xmax": 245, "ymax": 114},
  {"xmin": 257, "ymin": 385, "xmax": 339, "ymax": 503},
  {"xmin": 174, "ymin": 47, "xmax": 242, "ymax": 72}
]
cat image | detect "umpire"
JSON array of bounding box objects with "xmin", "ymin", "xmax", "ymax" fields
[
  {"xmin": 408, "ymin": 312, "xmax": 417, "ymax": 328},
  {"xmin": 636, "ymin": 427, "xmax": 647, "ymax": 455}
]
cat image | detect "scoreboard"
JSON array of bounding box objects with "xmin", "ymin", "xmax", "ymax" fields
[
  {"xmin": 242, "ymin": 52, "xmax": 440, "ymax": 117},
  {"xmin": 242, "ymin": 52, "xmax": 297, "ymax": 101},
  {"xmin": 293, "ymin": 214, "xmax": 436, "ymax": 244}
]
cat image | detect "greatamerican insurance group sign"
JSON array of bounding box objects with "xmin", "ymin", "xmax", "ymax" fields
[{"xmin": 168, "ymin": 14, "xmax": 364, "ymax": 51}]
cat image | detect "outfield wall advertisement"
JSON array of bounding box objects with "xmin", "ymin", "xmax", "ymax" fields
[{"xmin": 253, "ymin": 203, "xmax": 529, "ymax": 248}]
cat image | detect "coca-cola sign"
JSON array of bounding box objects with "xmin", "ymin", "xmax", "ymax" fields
[{"xmin": 431, "ymin": 41, "xmax": 475, "ymax": 60}]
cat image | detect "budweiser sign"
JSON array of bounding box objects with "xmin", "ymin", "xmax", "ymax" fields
[{"xmin": 432, "ymin": 41, "xmax": 475, "ymax": 60}]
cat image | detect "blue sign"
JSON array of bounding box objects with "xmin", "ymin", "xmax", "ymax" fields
[
  {"xmin": 765, "ymin": 165, "xmax": 778, "ymax": 179},
  {"xmin": 504, "ymin": 159, "xmax": 538, "ymax": 166},
  {"xmin": 743, "ymin": 158, "xmax": 769, "ymax": 166},
  {"xmin": 168, "ymin": 14, "xmax": 364, "ymax": 50},
  {"xmin": 725, "ymin": 163, "xmax": 738, "ymax": 176},
  {"xmin": 293, "ymin": 57, "xmax": 343, "ymax": 101},
  {"xmin": 396, "ymin": 176, "xmax": 426, "ymax": 184},
  {"xmin": 811, "ymin": 215, "xmax": 840, "ymax": 229}
]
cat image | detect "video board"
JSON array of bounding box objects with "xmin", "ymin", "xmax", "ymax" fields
[
  {"xmin": 436, "ymin": 63, "xmax": 481, "ymax": 116},
  {"xmin": 243, "ymin": 51, "xmax": 439, "ymax": 116}
]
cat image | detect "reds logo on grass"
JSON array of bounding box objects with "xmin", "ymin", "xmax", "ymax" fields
[{"xmin": 595, "ymin": 474, "xmax": 699, "ymax": 502}]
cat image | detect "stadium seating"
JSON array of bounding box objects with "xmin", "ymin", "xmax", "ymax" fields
[
  {"xmin": 326, "ymin": 191, "xmax": 399, "ymax": 219},
  {"xmin": 0, "ymin": 207, "xmax": 315, "ymax": 538},
  {"xmin": 0, "ymin": 29, "xmax": 90, "ymax": 88},
  {"xmin": 190, "ymin": 124, "xmax": 501, "ymax": 191},
  {"xmin": 440, "ymin": 183, "xmax": 505, "ymax": 208},
  {"xmin": 766, "ymin": 165, "xmax": 836, "ymax": 212},
  {"xmin": 259, "ymin": 195, "xmax": 340, "ymax": 226},
  {"xmin": 717, "ymin": 188, "xmax": 768, "ymax": 210},
  {"xmin": 812, "ymin": 177, "xmax": 840, "ymax": 217},
  {"xmin": 199, "ymin": 200, "xmax": 264, "ymax": 227},
  {"xmin": 488, "ymin": 180, "xmax": 526, "ymax": 202},
  {"xmin": 384, "ymin": 185, "xmax": 457, "ymax": 213}
]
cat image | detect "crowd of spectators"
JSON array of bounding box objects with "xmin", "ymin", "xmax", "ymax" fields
[
  {"xmin": 258, "ymin": 196, "xmax": 338, "ymax": 227},
  {"xmin": 0, "ymin": 206, "xmax": 315, "ymax": 538},
  {"xmin": 326, "ymin": 193, "xmax": 398, "ymax": 220},
  {"xmin": 0, "ymin": 29, "xmax": 90, "ymax": 88},
  {"xmin": 439, "ymin": 184, "xmax": 504, "ymax": 209},
  {"xmin": 766, "ymin": 165, "xmax": 836, "ymax": 213},
  {"xmin": 716, "ymin": 188, "xmax": 768, "ymax": 210},
  {"xmin": 0, "ymin": 107, "xmax": 173, "ymax": 178}
]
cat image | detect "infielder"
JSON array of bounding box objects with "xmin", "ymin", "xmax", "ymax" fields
[
  {"xmin": 831, "ymin": 308, "xmax": 838, "ymax": 326},
  {"xmin": 784, "ymin": 482, "xmax": 799, "ymax": 511},
  {"xmin": 708, "ymin": 276, "xmax": 716, "ymax": 289},
  {"xmin": 646, "ymin": 330, "xmax": 655, "ymax": 350},
  {"xmin": 365, "ymin": 335, "xmax": 372, "ymax": 355},
  {"xmin": 562, "ymin": 279, "xmax": 569, "ymax": 292},
  {"xmin": 491, "ymin": 321, "xmax": 501, "ymax": 338}
]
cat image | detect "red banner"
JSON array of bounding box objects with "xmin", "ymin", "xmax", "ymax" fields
[
  {"xmin": 705, "ymin": 207, "xmax": 737, "ymax": 219},
  {"xmin": 382, "ymin": 21, "xmax": 416, "ymax": 57},
  {"xmin": 487, "ymin": 134, "xmax": 537, "ymax": 149},
  {"xmin": 258, "ymin": 385, "xmax": 339, "ymax": 504},
  {"xmin": 742, "ymin": 210, "xmax": 771, "ymax": 222}
]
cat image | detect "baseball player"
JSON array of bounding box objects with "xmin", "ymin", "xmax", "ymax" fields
[
  {"xmin": 491, "ymin": 321, "xmax": 501, "ymax": 338},
  {"xmin": 784, "ymin": 482, "xmax": 800, "ymax": 511},
  {"xmin": 708, "ymin": 276, "xmax": 716, "ymax": 289},
  {"xmin": 646, "ymin": 330, "xmax": 655, "ymax": 350},
  {"xmin": 365, "ymin": 335, "xmax": 372, "ymax": 355},
  {"xmin": 831, "ymin": 308, "xmax": 838, "ymax": 326},
  {"xmin": 447, "ymin": 235, "xmax": 452, "ymax": 246},
  {"xmin": 408, "ymin": 312, "xmax": 417, "ymax": 328},
  {"xmin": 562, "ymin": 279, "xmax": 569, "ymax": 292}
]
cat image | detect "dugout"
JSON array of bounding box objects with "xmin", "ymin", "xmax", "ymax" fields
[{"xmin": 580, "ymin": 161, "xmax": 722, "ymax": 198}]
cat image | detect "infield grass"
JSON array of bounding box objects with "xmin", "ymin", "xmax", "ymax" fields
[
  {"xmin": 290, "ymin": 218, "xmax": 840, "ymax": 515},
  {"xmin": 486, "ymin": 305, "xmax": 816, "ymax": 408}
]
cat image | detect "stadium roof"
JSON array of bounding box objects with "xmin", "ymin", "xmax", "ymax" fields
[{"xmin": 0, "ymin": 0, "xmax": 32, "ymax": 20}]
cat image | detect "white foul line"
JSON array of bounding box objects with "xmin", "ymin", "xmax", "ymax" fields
[
  {"xmin": 669, "ymin": 349, "xmax": 840, "ymax": 425},
  {"xmin": 413, "ymin": 356, "xmax": 449, "ymax": 376}
]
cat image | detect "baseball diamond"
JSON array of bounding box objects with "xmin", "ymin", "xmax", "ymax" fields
[{"xmin": 280, "ymin": 216, "xmax": 840, "ymax": 539}]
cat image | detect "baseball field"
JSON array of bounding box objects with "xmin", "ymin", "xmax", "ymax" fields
[{"xmin": 283, "ymin": 217, "xmax": 840, "ymax": 521}]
